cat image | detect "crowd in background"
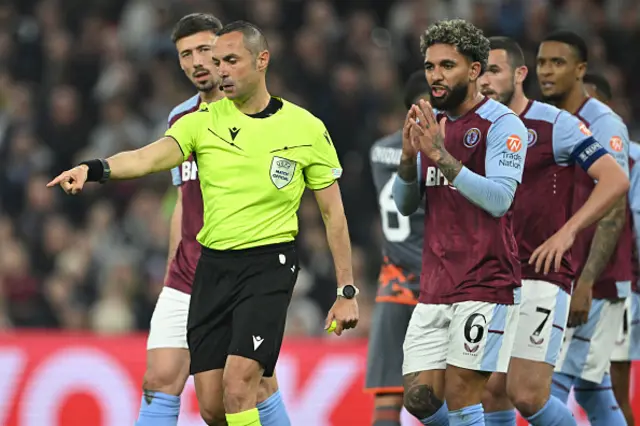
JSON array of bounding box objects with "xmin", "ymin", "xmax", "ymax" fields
[{"xmin": 0, "ymin": 0, "xmax": 638, "ymax": 337}]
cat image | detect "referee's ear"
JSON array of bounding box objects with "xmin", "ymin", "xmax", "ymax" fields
[{"xmin": 256, "ymin": 49, "xmax": 270, "ymax": 73}]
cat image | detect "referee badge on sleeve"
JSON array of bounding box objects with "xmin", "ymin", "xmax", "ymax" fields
[{"xmin": 270, "ymin": 156, "xmax": 296, "ymax": 189}]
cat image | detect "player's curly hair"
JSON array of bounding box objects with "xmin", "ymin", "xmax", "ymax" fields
[{"xmin": 420, "ymin": 19, "xmax": 490, "ymax": 74}]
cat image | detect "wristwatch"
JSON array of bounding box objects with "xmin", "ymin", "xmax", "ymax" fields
[{"xmin": 337, "ymin": 285, "xmax": 359, "ymax": 299}]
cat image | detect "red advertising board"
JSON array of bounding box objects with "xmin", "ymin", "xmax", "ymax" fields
[{"xmin": 0, "ymin": 332, "xmax": 635, "ymax": 425}]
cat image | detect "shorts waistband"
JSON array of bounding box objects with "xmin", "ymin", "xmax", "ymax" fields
[{"xmin": 200, "ymin": 241, "xmax": 296, "ymax": 258}]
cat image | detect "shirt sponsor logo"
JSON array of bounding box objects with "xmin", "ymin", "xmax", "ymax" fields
[
  {"xmin": 425, "ymin": 166, "xmax": 456, "ymax": 190},
  {"xmin": 506, "ymin": 134, "xmax": 522, "ymax": 153},
  {"xmin": 270, "ymin": 156, "xmax": 296, "ymax": 189},
  {"xmin": 610, "ymin": 136, "xmax": 624, "ymax": 152},
  {"xmin": 463, "ymin": 128, "xmax": 482, "ymax": 148},
  {"xmin": 579, "ymin": 122, "xmax": 592, "ymax": 136},
  {"xmin": 527, "ymin": 129, "xmax": 538, "ymax": 147},
  {"xmin": 331, "ymin": 168, "xmax": 343, "ymax": 178},
  {"xmin": 181, "ymin": 160, "xmax": 198, "ymax": 182},
  {"xmin": 499, "ymin": 152, "xmax": 523, "ymax": 170}
]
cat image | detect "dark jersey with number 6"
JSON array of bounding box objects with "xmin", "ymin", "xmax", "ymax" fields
[{"xmin": 370, "ymin": 131, "xmax": 423, "ymax": 303}]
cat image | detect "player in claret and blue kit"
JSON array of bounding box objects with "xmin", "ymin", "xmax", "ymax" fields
[
  {"xmin": 478, "ymin": 37, "xmax": 629, "ymax": 426},
  {"xmin": 583, "ymin": 72, "xmax": 640, "ymax": 426},
  {"xmin": 392, "ymin": 19, "xmax": 529, "ymax": 426},
  {"xmin": 537, "ymin": 30, "xmax": 632, "ymax": 426}
]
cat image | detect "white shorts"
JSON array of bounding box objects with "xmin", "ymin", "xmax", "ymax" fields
[
  {"xmin": 146, "ymin": 286, "xmax": 190, "ymax": 350},
  {"xmin": 402, "ymin": 300, "xmax": 519, "ymax": 375},
  {"xmin": 611, "ymin": 292, "xmax": 640, "ymax": 362},
  {"xmin": 555, "ymin": 298, "xmax": 626, "ymax": 384},
  {"xmin": 511, "ymin": 280, "xmax": 571, "ymax": 366}
]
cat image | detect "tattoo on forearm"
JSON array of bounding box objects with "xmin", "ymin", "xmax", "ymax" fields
[
  {"xmin": 432, "ymin": 133, "xmax": 461, "ymax": 182},
  {"xmin": 402, "ymin": 372, "xmax": 444, "ymax": 419},
  {"xmin": 398, "ymin": 157, "xmax": 417, "ymax": 182},
  {"xmin": 580, "ymin": 197, "xmax": 627, "ymax": 284}
]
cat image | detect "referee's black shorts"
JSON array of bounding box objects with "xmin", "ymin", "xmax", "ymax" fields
[{"xmin": 187, "ymin": 241, "xmax": 299, "ymax": 376}]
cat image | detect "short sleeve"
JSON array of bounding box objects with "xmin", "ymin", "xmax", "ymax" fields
[
  {"xmin": 590, "ymin": 114, "xmax": 630, "ymax": 176},
  {"xmin": 552, "ymin": 111, "xmax": 606, "ymax": 170},
  {"xmin": 485, "ymin": 113, "xmax": 528, "ymax": 183},
  {"xmin": 304, "ymin": 125, "xmax": 343, "ymax": 190},
  {"xmin": 165, "ymin": 112, "xmax": 202, "ymax": 162}
]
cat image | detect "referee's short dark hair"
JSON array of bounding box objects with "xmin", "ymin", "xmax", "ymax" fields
[
  {"xmin": 171, "ymin": 13, "xmax": 223, "ymax": 44},
  {"xmin": 404, "ymin": 71, "xmax": 431, "ymax": 110},
  {"xmin": 488, "ymin": 36, "xmax": 525, "ymax": 68},
  {"xmin": 217, "ymin": 20, "xmax": 269, "ymax": 56},
  {"xmin": 584, "ymin": 73, "xmax": 612, "ymax": 102},
  {"xmin": 543, "ymin": 30, "xmax": 588, "ymax": 63}
]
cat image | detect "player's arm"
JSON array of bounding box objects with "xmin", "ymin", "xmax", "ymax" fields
[
  {"xmin": 558, "ymin": 113, "xmax": 629, "ymax": 237},
  {"xmin": 393, "ymin": 153, "xmax": 424, "ymax": 215},
  {"xmin": 577, "ymin": 116, "xmax": 630, "ymax": 288},
  {"xmin": 451, "ymin": 113, "xmax": 528, "ymax": 217},
  {"xmin": 163, "ymin": 170, "xmax": 184, "ymax": 282},
  {"xmin": 393, "ymin": 113, "xmax": 425, "ymax": 216}
]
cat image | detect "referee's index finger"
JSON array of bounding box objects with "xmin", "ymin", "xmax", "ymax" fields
[{"xmin": 46, "ymin": 174, "xmax": 68, "ymax": 187}]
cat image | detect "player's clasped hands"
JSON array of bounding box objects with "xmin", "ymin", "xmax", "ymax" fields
[
  {"xmin": 405, "ymin": 99, "xmax": 444, "ymax": 161},
  {"xmin": 325, "ymin": 296, "xmax": 359, "ymax": 336},
  {"xmin": 46, "ymin": 165, "xmax": 89, "ymax": 195}
]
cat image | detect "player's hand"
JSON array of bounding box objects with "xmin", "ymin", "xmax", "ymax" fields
[
  {"xmin": 567, "ymin": 281, "xmax": 592, "ymax": 327},
  {"xmin": 529, "ymin": 226, "xmax": 576, "ymax": 274},
  {"xmin": 46, "ymin": 165, "xmax": 89, "ymax": 195},
  {"xmin": 408, "ymin": 99, "xmax": 445, "ymax": 161},
  {"xmin": 325, "ymin": 296, "xmax": 359, "ymax": 336}
]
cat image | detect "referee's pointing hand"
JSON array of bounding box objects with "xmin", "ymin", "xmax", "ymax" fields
[
  {"xmin": 325, "ymin": 296, "xmax": 359, "ymax": 336},
  {"xmin": 47, "ymin": 165, "xmax": 89, "ymax": 195}
]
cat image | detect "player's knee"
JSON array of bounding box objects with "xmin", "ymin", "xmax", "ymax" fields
[
  {"xmin": 199, "ymin": 405, "xmax": 227, "ymax": 426},
  {"xmin": 142, "ymin": 368, "xmax": 185, "ymax": 396},
  {"xmin": 482, "ymin": 374, "xmax": 508, "ymax": 409},
  {"xmin": 507, "ymin": 386, "xmax": 548, "ymax": 418},
  {"xmin": 403, "ymin": 382, "xmax": 444, "ymax": 419}
]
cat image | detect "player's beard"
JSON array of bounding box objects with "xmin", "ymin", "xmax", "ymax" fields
[
  {"xmin": 498, "ymin": 85, "xmax": 515, "ymax": 106},
  {"xmin": 196, "ymin": 79, "xmax": 217, "ymax": 93},
  {"xmin": 431, "ymin": 81, "xmax": 469, "ymax": 112}
]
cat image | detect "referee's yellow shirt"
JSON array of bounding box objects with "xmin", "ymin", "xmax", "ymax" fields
[{"xmin": 165, "ymin": 97, "xmax": 342, "ymax": 250}]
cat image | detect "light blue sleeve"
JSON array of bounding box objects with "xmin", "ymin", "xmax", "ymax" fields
[
  {"xmin": 168, "ymin": 111, "xmax": 183, "ymax": 186},
  {"xmin": 485, "ymin": 113, "xmax": 528, "ymax": 182},
  {"xmin": 448, "ymin": 113, "xmax": 526, "ymax": 217},
  {"xmin": 170, "ymin": 167, "xmax": 183, "ymax": 186},
  {"xmin": 552, "ymin": 111, "xmax": 598, "ymax": 165},
  {"xmin": 590, "ymin": 114, "xmax": 630, "ymax": 176},
  {"xmin": 392, "ymin": 154, "xmax": 423, "ymax": 216},
  {"xmin": 452, "ymin": 170, "xmax": 517, "ymax": 217}
]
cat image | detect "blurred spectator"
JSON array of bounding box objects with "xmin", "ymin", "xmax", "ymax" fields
[{"xmin": 0, "ymin": 0, "xmax": 637, "ymax": 334}]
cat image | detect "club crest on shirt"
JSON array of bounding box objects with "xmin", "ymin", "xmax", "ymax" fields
[
  {"xmin": 527, "ymin": 129, "xmax": 538, "ymax": 147},
  {"xmin": 270, "ymin": 156, "xmax": 296, "ymax": 189},
  {"xmin": 463, "ymin": 128, "xmax": 481, "ymax": 148}
]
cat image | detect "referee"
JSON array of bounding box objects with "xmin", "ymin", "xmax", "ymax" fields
[{"xmin": 48, "ymin": 21, "xmax": 359, "ymax": 426}]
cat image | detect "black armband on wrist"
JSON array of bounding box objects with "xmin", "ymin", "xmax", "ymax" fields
[{"xmin": 79, "ymin": 159, "xmax": 111, "ymax": 183}]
